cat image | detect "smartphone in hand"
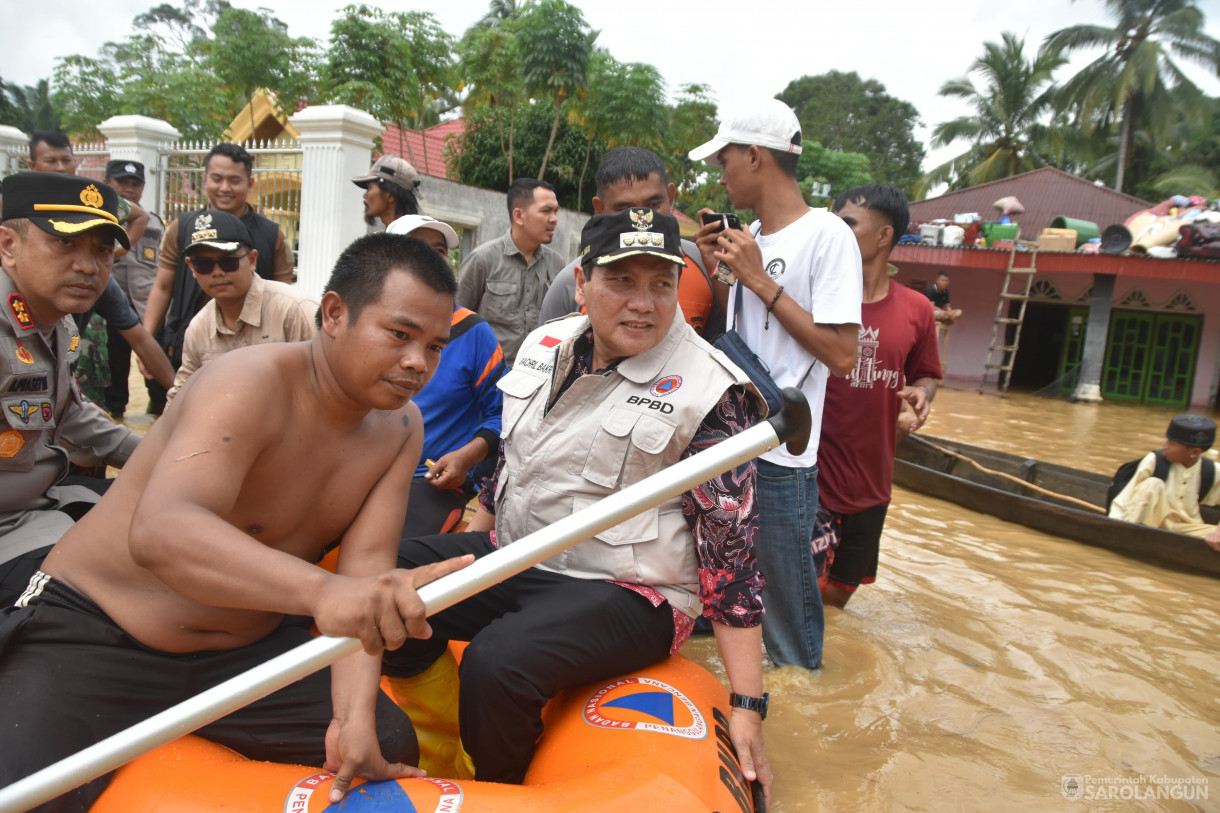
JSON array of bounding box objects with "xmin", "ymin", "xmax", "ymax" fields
[
  {"xmin": 700, "ymin": 212, "xmax": 743, "ymax": 232},
  {"xmin": 700, "ymin": 213, "xmax": 743, "ymax": 283}
]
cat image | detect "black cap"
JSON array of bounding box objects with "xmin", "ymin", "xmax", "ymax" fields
[
  {"xmin": 578, "ymin": 208, "xmax": 684, "ymax": 268},
  {"xmin": 1167, "ymin": 414, "xmax": 1216, "ymax": 449},
  {"xmin": 183, "ymin": 210, "xmax": 252, "ymax": 255},
  {"xmin": 105, "ymin": 160, "xmax": 145, "ymax": 182},
  {"xmin": 0, "ymin": 171, "xmax": 130, "ymax": 250}
]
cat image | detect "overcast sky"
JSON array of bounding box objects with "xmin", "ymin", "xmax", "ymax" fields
[{"xmin": 3, "ymin": 0, "xmax": 1219, "ymax": 172}]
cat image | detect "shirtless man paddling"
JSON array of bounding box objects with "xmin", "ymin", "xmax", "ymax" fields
[{"xmin": 0, "ymin": 234, "xmax": 471, "ymax": 812}]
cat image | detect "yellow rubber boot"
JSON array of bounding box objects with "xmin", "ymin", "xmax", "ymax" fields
[{"xmin": 381, "ymin": 648, "xmax": 475, "ymax": 780}]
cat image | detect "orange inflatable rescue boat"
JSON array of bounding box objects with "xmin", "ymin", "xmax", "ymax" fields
[{"xmin": 90, "ymin": 652, "xmax": 762, "ymax": 813}]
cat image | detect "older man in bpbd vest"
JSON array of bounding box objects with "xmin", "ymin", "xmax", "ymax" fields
[{"xmin": 385, "ymin": 207, "xmax": 775, "ymax": 803}]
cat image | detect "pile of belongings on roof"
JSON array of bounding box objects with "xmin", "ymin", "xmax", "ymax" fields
[{"xmin": 1115, "ymin": 196, "xmax": 1220, "ymax": 258}]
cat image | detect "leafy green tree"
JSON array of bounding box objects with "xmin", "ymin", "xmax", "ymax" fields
[
  {"xmin": 665, "ymin": 83, "xmax": 720, "ymax": 204},
  {"xmin": 517, "ymin": 0, "xmax": 593, "ymax": 178},
  {"xmin": 798, "ymin": 142, "xmax": 873, "ymax": 204},
  {"xmin": 457, "ymin": 8, "xmax": 526, "ymax": 182},
  {"xmin": 324, "ymin": 5, "xmax": 457, "ymax": 168},
  {"xmin": 1046, "ymin": 0, "xmax": 1220, "ymax": 193},
  {"xmin": 569, "ymin": 52, "xmax": 667, "ymax": 203},
  {"xmin": 0, "ymin": 77, "xmax": 16, "ymax": 128},
  {"xmin": 5, "ymin": 79, "xmax": 63, "ymax": 133},
  {"xmin": 51, "ymin": 0, "xmax": 318, "ymax": 143},
  {"xmin": 207, "ymin": 4, "xmax": 319, "ymax": 140},
  {"xmin": 448, "ymin": 100, "xmax": 594, "ymax": 210},
  {"xmin": 925, "ymin": 32, "xmax": 1066, "ymax": 191},
  {"xmin": 777, "ymin": 71, "xmax": 925, "ymax": 195}
]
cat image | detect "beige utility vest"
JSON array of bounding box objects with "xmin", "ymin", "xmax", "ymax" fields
[{"xmin": 494, "ymin": 311, "xmax": 758, "ymax": 618}]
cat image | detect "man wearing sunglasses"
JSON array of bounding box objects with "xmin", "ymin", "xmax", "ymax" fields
[{"xmin": 165, "ymin": 210, "xmax": 317, "ymax": 403}]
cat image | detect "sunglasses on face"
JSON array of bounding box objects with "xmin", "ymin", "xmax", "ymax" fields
[{"xmin": 190, "ymin": 251, "xmax": 250, "ymax": 274}]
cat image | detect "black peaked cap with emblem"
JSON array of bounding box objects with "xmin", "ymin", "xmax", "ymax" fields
[
  {"xmin": 105, "ymin": 159, "xmax": 145, "ymax": 182},
  {"xmin": 579, "ymin": 207, "xmax": 684, "ymax": 269},
  {"xmin": 1, "ymin": 171, "xmax": 130, "ymax": 249},
  {"xmin": 183, "ymin": 210, "xmax": 253, "ymax": 255},
  {"xmin": 1167, "ymin": 414, "xmax": 1216, "ymax": 449}
]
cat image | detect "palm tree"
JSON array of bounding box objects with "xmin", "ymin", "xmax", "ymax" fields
[
  {"xmin": 924, "ymin": 33, "xmax": 1066, "ymax": 191},
  {"xmin": 1046, "ymin": 0, "xmax": 1220, "ymax": 193}
]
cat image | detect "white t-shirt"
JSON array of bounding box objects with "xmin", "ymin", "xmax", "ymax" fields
[{"xmin": 728, "ymin": 208, "xmax": 862, "ymax": 467}]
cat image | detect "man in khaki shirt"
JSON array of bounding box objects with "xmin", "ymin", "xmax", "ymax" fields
[{"xmin": 167, "ymin": 210, "xmax": 316, "ymax": 403}]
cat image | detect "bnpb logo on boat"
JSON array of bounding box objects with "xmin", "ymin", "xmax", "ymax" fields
[{"xmin": 582, "ymin": 676, "xmax": 707, "ymax": 739}]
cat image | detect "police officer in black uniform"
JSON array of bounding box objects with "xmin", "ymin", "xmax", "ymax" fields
[{"xmin": 0, "ymin": 172, "xmax": 140, "ymax": 604}]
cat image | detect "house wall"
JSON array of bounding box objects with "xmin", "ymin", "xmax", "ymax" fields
[
  {"xmin": 417, "ymin": 176, "xmax": 589, "ymax": 267},
  {"xmin": 891, "ymin": 259, "xmax": 1220, "ymax": 407},
  {"xmin": 890, "ymin": 260, "xmax": 1006, "ymax": 386}
]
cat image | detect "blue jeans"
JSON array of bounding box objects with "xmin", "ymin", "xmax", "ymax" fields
[{"xmin": 755, "ymin": 458, "xmax": 824, "ymax": 670}]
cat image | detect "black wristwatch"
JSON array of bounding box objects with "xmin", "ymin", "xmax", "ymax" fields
[{"xmin": 729, "ymin": 692, "xmax": 769, "ymax": 720}]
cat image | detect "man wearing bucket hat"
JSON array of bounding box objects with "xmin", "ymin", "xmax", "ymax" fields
[
  {"xmin": 165, "ymin": 210, "xmax": 317, "ymax": 403},
  {"xmin": 386, "ymin": 207, "xmax": 774, "ymax": 803},
  {"xmin": 0, "ymin": 172, "xmax": 140, "ymax": 605},
  {"xmin": 691, "ymin": 97, "xmax": 862, "ymax": 672},
  {"xmin": 1108, "ymin": 414, "xmax": 1220, "ymax": 549},
  {"xmin": 386, "ymin": 214, "xmax": 507, "ymax": 537},
  {"xmin": 353, "ymin": 155, "xmax": 424, "ymax": 229}
]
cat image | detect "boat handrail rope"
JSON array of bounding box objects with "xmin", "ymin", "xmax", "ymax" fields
[{"xmin": 0, "ymin": 389, "xmax": 811, "ymax": 813}]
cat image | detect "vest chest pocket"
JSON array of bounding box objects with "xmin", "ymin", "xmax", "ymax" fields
[
  {"xmin": 498, "ymin": 369, "xmax": 546, "ymax": 439},
  {"xmin": 577, "ymin": 407, "xmax": 677, "ymax": 490}
]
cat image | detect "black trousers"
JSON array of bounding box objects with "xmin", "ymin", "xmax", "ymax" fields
[
  {"xmin": 384, "ymin": 531, "xmax": 674, "ymax": 784},
  {"xmin": 104, "ymin": 324, "xmax": 167, "ymax": 415},
  {"xmin": 0, "ymin": 578, "xmax": 417, "ymax": 813},
  {"xmin": 401, "ymin": 476, "xmax": 474, "ymax": 538}
]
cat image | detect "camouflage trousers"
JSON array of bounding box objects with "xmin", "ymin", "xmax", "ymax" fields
[{"xmin": 74, "ymin": 314, "xmax": 111, "ymax": 405}]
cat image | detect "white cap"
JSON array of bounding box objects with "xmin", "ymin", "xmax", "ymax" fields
[
  {"xmin": 688, "ymin": 98, "xmax": 803, "ymax": 165},
  {"xmin": 386, "ymin": 214, "xmax": 459, "ymax": 249}
]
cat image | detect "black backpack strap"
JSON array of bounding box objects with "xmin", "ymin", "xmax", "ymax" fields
[
  {"xmin": 1152, "ymin": 449, "xmax": 1171, "ymax": 482},
  {"xmin": 1200, "ymin": 458, "xmax": 1216, "ymax": 499}
]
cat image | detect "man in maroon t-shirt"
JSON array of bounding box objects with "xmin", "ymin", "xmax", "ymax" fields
[{"xmin": 818, "ymin": 185, "xmax": 942, "ymax": 608}]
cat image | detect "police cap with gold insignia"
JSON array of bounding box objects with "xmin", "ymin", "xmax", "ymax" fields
[
  {"xmin": 183, "ymin": 209, "xmax": 252, "ymax": 255},
  {"xmin": 1, "ymin": 171, "xmax": 130, "ymax": 250},
  {"xmin": 579, "ymin": 207, "xmax": 684, "ymax": 268}
]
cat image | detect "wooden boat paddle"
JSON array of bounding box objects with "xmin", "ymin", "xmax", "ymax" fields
[
  {"xmin": 914, "ymin": 436, "xmax": 1106, "ymax": 514},
  {"xmin": 0, "ymin": 388, "xmax": 811, "ymax": 813}
]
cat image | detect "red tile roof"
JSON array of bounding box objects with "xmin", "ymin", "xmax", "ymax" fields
[
  {"xmin": 910, "ymin": 167, "xmax": 1152, "ymax": 241},
  {"xmin": 378, "ymin": 119, "xmax": 465, "ymax": 179}
]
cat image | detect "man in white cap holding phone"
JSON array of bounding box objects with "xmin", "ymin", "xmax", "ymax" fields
[{"xmin": 691, "ymin": 97, "xmax": 862, "ymax": 672}]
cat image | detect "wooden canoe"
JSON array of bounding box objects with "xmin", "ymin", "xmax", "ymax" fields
[{"xmin": 893, "ymin": 434, "xmax": 1220, "ymax": 578}]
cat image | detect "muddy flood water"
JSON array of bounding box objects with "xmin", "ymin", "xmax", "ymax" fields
[
  {"xmin": 679, "ymin": 387, "xmax": 1220, "ymax": 812},
  {"xmin": 117, "ymin": 376, "xmax": 1219, "ymax": 812}
]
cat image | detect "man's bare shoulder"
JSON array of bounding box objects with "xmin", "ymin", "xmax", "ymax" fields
[{"xmin": 173, "ymin": 340, "xmax": 313, "ymax": 416}]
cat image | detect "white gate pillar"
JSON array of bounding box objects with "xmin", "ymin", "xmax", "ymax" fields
[
  {"xmin": 288, "ymin": 105, "xmax": 381, "ymax": 300},
  {"xmin": 0, "ymin": 126, "xmax": 29, "ymax": 175},
  {"xmin": 97, "ymin": 116, "xmax": 181, "ymax": 213}
]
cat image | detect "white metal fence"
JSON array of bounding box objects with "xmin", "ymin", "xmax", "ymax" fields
[
  {"xmin": 158, "ymin": 138, "xmax": 303, "ymax": 265},
  {"xmin": 1, "ymin": 137, "xmax": 303, "ymax": 267}
]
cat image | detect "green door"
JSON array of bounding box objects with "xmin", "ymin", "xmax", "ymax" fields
[
  {"xmin": 1102, "ymin": 312, "xmax": 1154, "ymax": 401},
  {"xmin": 1101, "ymin": 311, "xmax": 1200, "ymax": 407},
  {"xmin": 1058, "ymin": 306, "xmax": 1088, "ymax": 391},
  {"xmin": 1143, "ymin": 314, "xmax": 1201, "ymax": 406}
]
